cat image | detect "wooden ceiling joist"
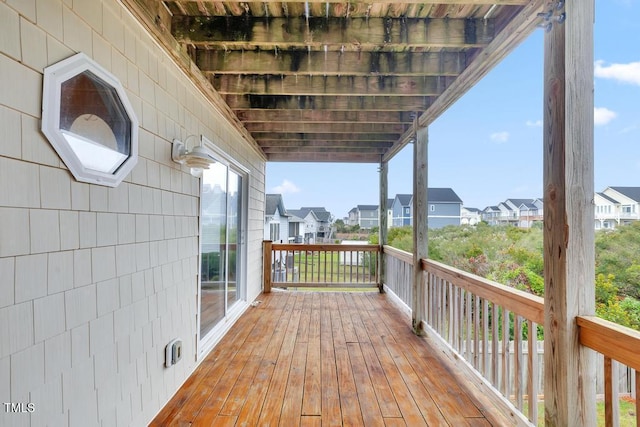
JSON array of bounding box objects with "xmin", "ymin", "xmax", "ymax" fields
[
  {"xmin": 212, "ymin": 74, "xmax": 453, "ymax": 97},
  {"xmin": 261, "ymin": 146, "xmax": 389, "ymax": 154},
  {"xmin": 234, "ymin": 110, "xmax": 415, "ymax": 124},
  {"xmin": 257, "ymin": 140, "xmax": 394, "ymax": 148},
  {"xmin": 254, "ymin": 132, "xmax": 399, "ymax": 141},
  {"xmin": 246, "ymin": 122, "xmax": 407, "ymax": 133},
  {"xmin": 266, "ymin": 152, "xmax": 383, "ymax": 163},
  {"xmin": 224, "ymin": 94, "xmax": 434, "ymax": 110},
  {"xmin": 172, "ymin": 17, "xmax": 495, "ymax": 50},
  {"xmin": 197, "ymin": 50, "xmax": 467, "ymax": 76}
]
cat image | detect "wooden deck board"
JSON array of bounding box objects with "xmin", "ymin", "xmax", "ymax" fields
[{"xmin": 152, "ymin": 291, "xmax": 505, "ymax": 426}]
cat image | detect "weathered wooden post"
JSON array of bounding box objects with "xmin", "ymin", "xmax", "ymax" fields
[
  {"xmin": 543, "ymin": 0, "xmax": 596, "ymax": 424},
  {"xmin": 412, "ymin": 127, "xmax": 428, "ymax": 334},
  {"xmin": 379, "ymin": 160, "xmax": 388, "ymax": 293},
  {"xmin": 263, "ymin": 240, "xmax": 272, "ymax": 293}
]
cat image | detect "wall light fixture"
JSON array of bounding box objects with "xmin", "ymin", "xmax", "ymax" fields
[{"xmin": 172, "ymin": 135, "xmax": 215, "ymax": 177}]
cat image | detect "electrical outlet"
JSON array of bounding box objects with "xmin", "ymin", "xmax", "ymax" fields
[{"xmin": 165, "ymin": 339, "xmax": 181, "ymax": 367}]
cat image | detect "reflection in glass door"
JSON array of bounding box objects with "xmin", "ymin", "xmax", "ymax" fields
[{"xmin": 199, "ymin": 162, "xmax": 244, "ymax": 341}]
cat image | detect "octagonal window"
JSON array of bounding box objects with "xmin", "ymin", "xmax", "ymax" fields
[{"xmin": 42, "ymin": 53, "xmax": 138, "ymax": 187}]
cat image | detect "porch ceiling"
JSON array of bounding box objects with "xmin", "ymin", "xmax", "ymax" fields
[{"xmin": 125, "ymin": 0, "xmax": 545, "ymax": 163}]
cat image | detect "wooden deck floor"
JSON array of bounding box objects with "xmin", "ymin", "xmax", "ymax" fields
[{"xmin": 151, "ymin": 291, "xmax": 510, "ymax": 426}]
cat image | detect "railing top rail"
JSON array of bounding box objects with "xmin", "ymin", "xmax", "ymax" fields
[
  {"xmin": 577, "ymin": 315, "xmax": 640, "ymax": 371},
  {"xmin": 271, "ymin": 243, "xmax": 379, "ymax": 251},
  {"xmin": 422, "ymin": 258, "xmax": 545, "ymax": 324},
  {"xmin": 382, "ymin": 245, "xmax": 414, "ymax": 265}
]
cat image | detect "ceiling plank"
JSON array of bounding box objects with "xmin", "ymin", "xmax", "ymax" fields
[
  {"xmin": 262, "ymin": 146, "xmax": 388, "ymax": 154},
  {"xmin": 258, "ymin": 140, "xmax": 394, "ymax": 148},
  {"xmin": 212, "ymin": 74, "xmax": 451, "ymax": 96},
  {"xmin": 225, "ymin": 94, "xmax": 433, "ymax": 110},
  {"xmin": 235, "ymin": 109, "xmax": 415, "ymax": 123},
  {"xmin": 197, "ymin": 50, "xmax": 466, "ymax": 76},
  {"xmin": 266, "ymin": 152, "xmax": 383, "ymax": 163},
  {"xmin": 171, "ymin": 17, "xmax": 495, "ymax": 50},
  {"xmin": 245, "ymin": 122, "xmax": 406, "ymax": 133},
  {"xmin": 254, "ymin": 132, "xmax": 399, "ymax": 141}
]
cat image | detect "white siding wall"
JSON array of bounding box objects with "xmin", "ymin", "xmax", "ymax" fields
[{"xmin": 0, "ymin": 1, "xmax": 265, "ymax": 426}]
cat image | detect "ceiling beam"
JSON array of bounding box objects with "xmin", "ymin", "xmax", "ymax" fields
[
  {"xmin": 212, "ymin": 75, "xmax": 452, "ymax": 96},
  {"xmin": 266, "ymin": 152, "xmax": 383, "ymax": 163},
  {"xmin": 262, "ymin": 146, "xmax": 388, "ymax": 154},
  {"xmin": 254, "ymin": 132, "xmax": 399, "ymax": 141},
  {"xmin": 246, "ymin": 122, "xmax": 407, "ymax": 133},
  {"xmin": 225, "ymin": 94, "xmax": 433, "ymax": 110},
  {"xmin": 197, "ymin": 50, "xmax": 467, "ymax": 76},
  {"xmin": 172, "ymin": 17, "xmax": 495, "ymax": 50},
  {"xmin": 235, "ymin": 109, "xmax": 415, "ymax": 123},
  {"xmin": 257, "ymin": 140, "xmax": 394, "ymax": 148}
]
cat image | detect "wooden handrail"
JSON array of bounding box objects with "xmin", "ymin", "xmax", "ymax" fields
[
  {"xmin": 422, "ymin": 258, "xmax": 545, "ymax": 325},
  {"xmin": 577, "ymin": 316, "xmax": 640, "ymax": 371},
  {"xmin": 382, "ymin": 245, "xmax": 414, "ymax": 265}
]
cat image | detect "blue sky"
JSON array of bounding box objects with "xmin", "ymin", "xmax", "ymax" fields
[{"xmin": 266, "ymin": 0, "xmax": 640, "ymax": 220}]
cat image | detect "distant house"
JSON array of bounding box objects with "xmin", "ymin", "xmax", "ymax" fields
[
  {"xmin": 347, "ymin": 205, "xmax": 379, "ymax": 229},
  {"xmin": 288, "ymin": 207, "xmax": 333, "ymax": 243},
  {"xmin": 264, "ymin": 194, "xmax": 290, "ymax": 242},
  {"xmin": 391, "ymin": 189, "xmax": 463, "ymax": 229},
  {"xmin": 461, "ymin": 207, "xmax": 483, "ymax": 225},
  {"xmin": 391, "ymin": 194, "xmax": 413, "ymax": 227},
  {"xmin": 482, "ymin": 206, "xmax": 501, "ymax": 225},
  {"xmin": 595, "ymin": 187, "xmax": 640, "ymax": 230},
  {"xmin": 518, "ymin": 199, "xmax": 544, "ymax": 228},
  {"xmin": 482, "ymin": 198, "xmax": 543, "ymax": 228}
]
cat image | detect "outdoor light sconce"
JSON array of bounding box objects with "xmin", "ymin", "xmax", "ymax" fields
[
  {"xmin": 172, "ymin": 135, "xmax": 216, "ymax": 177},
  {"xmin": 41, "ymin": 52, "xmax": 138, "ymax": 187}
]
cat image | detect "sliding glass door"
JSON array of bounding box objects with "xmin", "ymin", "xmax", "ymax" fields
[{"xmin": 199, "ymin": 161, "xmax": 245, "ymax": 345}]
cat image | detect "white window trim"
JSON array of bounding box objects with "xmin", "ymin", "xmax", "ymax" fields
[{"xmin": 42, "ymin": 52, "xmax": 138, "ymax": 187}]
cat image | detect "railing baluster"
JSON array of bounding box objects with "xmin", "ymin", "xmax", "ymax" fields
[
  {"xmin": 449, "ymin": 281, "xmax": 455, "ymax": 345},
  {"xmin": 528, "ymin": 320, "xmax": 539, "ymax": 426},
  {"xmin": 514, "ymin": 315, "xmax": 523, "ymax": 410},
  {"xmin": 466, "ymin": 290, "xmax": 472, "ymax": 362},
  {"xmin": 492, "ymin": 302, "xmax": 499, "ymax": 387},
  {"xmin": 474, "ymin": 294, "xmax": 480, "ymax": 369},
  {"xmin": 483, "ymin": 298, "xmax": 489, "ymax": 377},
  {"xmin": 502, "ymin": 308, "xmax": 510, "ymax": 397}
]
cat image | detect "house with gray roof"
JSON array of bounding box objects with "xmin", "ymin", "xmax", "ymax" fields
[
  {"xmin": 264, "ymin": 194, "xmax": 290, "ymax": 242},
  {"xmin": 347, "ymin": 204, "xmax": 380, "ymax": 229},
  {"xmin": 287, "ymin": 207, "xmax": 333, "ymax": 243},
  {"xmin": 390, "ymin": 189, "xmax": 463, "ymax": 229},
  {"xmin": 595, "ymin": 186, "xmax": 640, "ymax": 229}
]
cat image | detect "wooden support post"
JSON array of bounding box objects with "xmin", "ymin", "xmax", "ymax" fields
[
  {"xmin": 379, "ymin": 160, "xmax": 388, "ymax": 293},
  {"xmin": 263, "ymin": 240, "xmax": 272, "ymax": 293},
  {"xmin": 412, "ymin": 127, "xmax": 428, "ymax": 335},
  {"xmin": 543, "ymin": 0, "xmax": 596, "ymax": 425}
]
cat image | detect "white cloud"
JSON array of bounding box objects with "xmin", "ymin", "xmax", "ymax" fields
[
  {"xmin": 490, "ymin": 131, "xmax": 510, "ymax": 143},
  {"xmin": 526, "ymin": 120, "xmax": 542, "ymax": 127},
  {"xmin": 594, "ymin": 107, "xmax": 617, "ymax": 126},
  {"xmin": 272, "ymin": 179, "xmax": 300, "ymax": 194},
  {"xmin": 620, "ymin": 125, "xmax": 638, "ymax": 134},
  {"xmin": 594, "ymin": 60, "xmax": 640, "ymax": 86}
]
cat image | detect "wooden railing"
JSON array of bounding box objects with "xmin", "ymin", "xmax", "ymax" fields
[
  {"xmin": 263, "ymin": 241, "xmax": 379, "ymax": 291},
  {"xmin": 383, "ymin": 245, "xmax": 414, "ymax": 308},
  {"xmin": 422, "ymin": 259, "xmax": 544, "ymax": 425},
  {"xmin": 578, "ymin": 316, "xmax": 640, "ymax": 427},
  {"xmin": 383, "ymin": 246, "xmax": 544, "ymax": 425}
]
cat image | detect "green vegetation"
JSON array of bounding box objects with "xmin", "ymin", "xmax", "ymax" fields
[{"xmin": 372, "ymin": 222, "xmax": 640, "ymax": 330}]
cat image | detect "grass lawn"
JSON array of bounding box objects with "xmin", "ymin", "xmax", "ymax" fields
[{"xmin": 526, "ymin": 398, "xmax": 637, "ymax": 425}]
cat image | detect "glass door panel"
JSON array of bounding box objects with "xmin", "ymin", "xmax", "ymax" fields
[
  {"xmin": 200, "ymin": 162, "xmax": 228, "ymax": 338},
  {"xmin": 227, "ymin": 171, "xmax": 242, "ymax": 309}
]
